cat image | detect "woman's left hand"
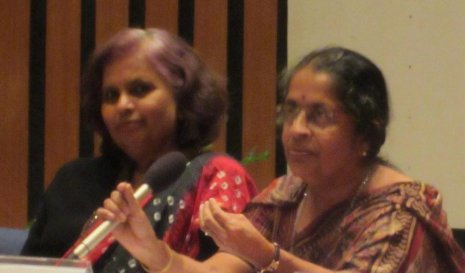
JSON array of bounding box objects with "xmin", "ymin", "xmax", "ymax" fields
[{"xmin": 199, "ymin": 199, "xmax": 274, "ymax": 268}]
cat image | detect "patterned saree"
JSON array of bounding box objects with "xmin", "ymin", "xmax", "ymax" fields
[{"xmin": 245, "ymin": 176, "xmax": 465, "ymax": 272}]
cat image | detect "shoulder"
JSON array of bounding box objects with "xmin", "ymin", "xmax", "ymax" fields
[
  {"xmin": 201, "ymin": 153, "xmax": 245, "ymax": 170},
  {"xmin": 55, "ymin": 156, "xmax": 117, "ymax": 174},
  {"xmin": 368, "ymin": 181, "xmax": 441, "ymax": 208},
  {"xmin": 47, "ymin": 156, "xmax": 119, "ymax": 192},
  {"xmin": 364, "ymin": 165, "xmax": 444, "ymax": 218},
  {"xmin": 193, "ymin": 153, "xmax": 251, "ymax": 178},
  {"xmin": 358, "ymin": 181, "xmax": 445, "ymax": 228},
  {"xmin": 189, "ymin": 153, "xmax": 258, "ymax": 211},
  {"xmin": 342, "ymin": 182, "xmax": 460, "ymax": 269}
]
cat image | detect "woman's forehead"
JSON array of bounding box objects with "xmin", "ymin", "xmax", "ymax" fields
[{"xmin": 287, "ymin": 68, "xmax": 338, "ymax": 104}]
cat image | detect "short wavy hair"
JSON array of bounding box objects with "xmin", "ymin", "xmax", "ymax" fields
[
  {"xmin": 279, "ymin": 47, "xmax": 390, "ymax": 160},
  {"xmin": 81, "ymin": 28, "xmax": 227, "ymax": 158}
]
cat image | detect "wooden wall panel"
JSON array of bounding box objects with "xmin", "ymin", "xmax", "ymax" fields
[
  {"xmin": 96, "ymin": 0, "xmax": 129, "ymax": 47},
  {"xmin": 194, "ymin": 0, "xmax": 228, "ymax": 152},
  {"xmin": 243, "ymin": 1, "xmax": 278, "ymax": 188},
  {"xmin": 145, "ymin": 0, "xmax": 178, "ymax": 33},
  {"xmin": 44, "ymin": 0, "xmax": 81, "ymax": 187},
  {"xmin": 92, "ymin": 1, "xmax": 129, "ymax": 155},
  {"xmin": 0, "ymin": 0, "xmax": 30, "ymax": 228},
  {"xmin": 0, "ymin": 0, "xmax": 284, "ymax": 227}
]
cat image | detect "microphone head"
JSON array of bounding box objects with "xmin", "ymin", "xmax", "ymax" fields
[{"xmin": 143, "ymin": 151, "xmax": 188, "ymax": 192}]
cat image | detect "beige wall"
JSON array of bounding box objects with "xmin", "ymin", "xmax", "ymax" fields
[{"xmin": 289, "ymin": 0, "xmax": 465, "ymax": 228}]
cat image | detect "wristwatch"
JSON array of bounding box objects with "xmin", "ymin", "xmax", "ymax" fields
[{"xmin": 259, "ymin": 242, "xmax": 280, "ymax": 273}]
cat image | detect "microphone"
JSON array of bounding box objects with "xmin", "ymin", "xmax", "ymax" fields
[{"xmin": 67, "ymin": 151, "xmax": 188, "ymax": 260}]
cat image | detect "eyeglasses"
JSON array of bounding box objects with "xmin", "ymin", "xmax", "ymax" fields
[{"xmin": 277, "ymin": 101, "xmax": 338, "ymax": 130}]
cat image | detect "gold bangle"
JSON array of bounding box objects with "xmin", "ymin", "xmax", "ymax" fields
[
  {"xmin": 140, "ymin": 244, "xmax": 173, "ymax": 273},
  {"xmin": 140, "ymin": 262, "xmax": 151, "ymax": 272}
]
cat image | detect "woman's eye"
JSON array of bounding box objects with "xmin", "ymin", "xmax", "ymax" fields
[
  {"xmin": 282, "ymin": 102, "xmax": 299, "ymax": 117},
  {"xmin": 308, "ymin": 107, "xmax": 332, "ymax": 126},
  {"xmin": 102, "ymin": 88, "xmax": 119, "ymax": 104},
  {"xmin": 129, "ymin": 82, "xmax": 154, "ymax": 97}
]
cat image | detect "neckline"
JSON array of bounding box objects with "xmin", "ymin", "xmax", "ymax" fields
[{"xmin": 289, "ymin": 165, "xmax": 374, "ymax": 252}]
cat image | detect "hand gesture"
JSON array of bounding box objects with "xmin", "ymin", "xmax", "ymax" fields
[
  {"xmin": 199, "ymin": 198, "xmax": 274, "ymax": 267},
  {"xmin": 96, "ymin": 182, "xmax": 165, "ymax": 265}
]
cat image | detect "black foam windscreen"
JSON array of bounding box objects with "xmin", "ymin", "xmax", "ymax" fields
[{"xmin": 143, "ymin": 151, "xmax": 188, "ymax": 192}]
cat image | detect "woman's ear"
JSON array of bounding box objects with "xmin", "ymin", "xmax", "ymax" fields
[{"xmin": 357, "ymin": 137, "xmax": 370, "ymax": 158}]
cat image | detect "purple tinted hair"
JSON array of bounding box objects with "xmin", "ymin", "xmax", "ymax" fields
[{"xmin": 81, "ymin": 28, "xmax": 227, "ymax": 158}]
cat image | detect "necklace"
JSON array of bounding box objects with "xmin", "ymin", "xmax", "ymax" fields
[
  {"xmin": 289, "ymin": 166, "xmax": 374, "ymax": 253},
  {"xmin": 347, "ymin": 167, "xmax": 373, "ymax": 210}
]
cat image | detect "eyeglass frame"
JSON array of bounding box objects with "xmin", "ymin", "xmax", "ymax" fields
[{"xmin": 277, "ymin": 100, "xmax": 342, "ymax": 130}]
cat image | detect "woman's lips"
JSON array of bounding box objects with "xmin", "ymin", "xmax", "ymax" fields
[
  {"xmin": 287, "ymin": 148, "xmax": 317, "ymax": 159},
  {"xmin": 117, "ymin": 120, "xmax": 143, "ymax": 131}
]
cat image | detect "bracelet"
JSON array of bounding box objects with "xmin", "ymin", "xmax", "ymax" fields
[
  {"xmin": 140, "ymin": 244, "xmax": 173, "ymax": 273},
  {"xmin": 258, "ymin": 242, "xmax": 280, "ymax": 273}
]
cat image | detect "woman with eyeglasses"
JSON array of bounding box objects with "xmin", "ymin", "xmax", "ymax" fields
[{"xmin": 96, "ymin": 47, "xmax": 465, "ymax": 272}]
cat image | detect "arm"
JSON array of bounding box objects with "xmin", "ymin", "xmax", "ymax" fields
[
  {"xmin": 200, "ymin": 199, "xmax": 334, "ymax": 273},
  {"xmin": 96, "ymin": 182, "xmax": 253, "ymax": 273}
]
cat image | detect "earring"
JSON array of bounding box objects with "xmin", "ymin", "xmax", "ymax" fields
[{"xmin": 361, "ymin": 150, "xmax": 368, "ymax": 157}]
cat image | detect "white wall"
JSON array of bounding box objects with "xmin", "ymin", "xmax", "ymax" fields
[{"xmin": 289, "ymin": 0, "xmax": 465, "ymax": 228}]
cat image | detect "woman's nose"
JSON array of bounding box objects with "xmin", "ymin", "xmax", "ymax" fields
[
  {"xmin": 116, "ymin": 92, "xmax": 135, "ymax": 110},
  {"xmin": 288, "ymin": 110, "xmax": 309, "ymax": 133}
]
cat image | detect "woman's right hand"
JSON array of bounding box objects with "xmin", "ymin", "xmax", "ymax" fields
[
  {"xmin": 199, "ymin": 198, "xmax": 276, "ymax": 270},
  {"xmin": 96, "ymin": 182, "xmax": 170, "ymax": 270}
]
